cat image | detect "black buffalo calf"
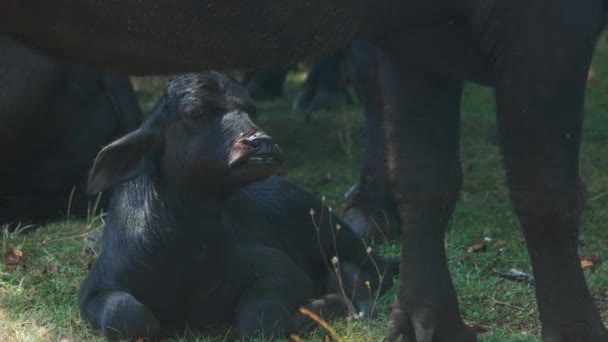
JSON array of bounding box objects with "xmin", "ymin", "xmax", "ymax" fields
[{"xmin": 79, "ymin": 72, "xmax": 395, "ymax": 341}]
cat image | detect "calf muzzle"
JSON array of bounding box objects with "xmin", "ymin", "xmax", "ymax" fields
[{"xmin": 229, "ymin": 131, "xmax": 283, "ymax": 170}]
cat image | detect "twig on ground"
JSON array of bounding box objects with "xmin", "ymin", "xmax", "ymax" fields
[
  {"xmin": 494, "ymin": 268, "xmax": 608, "ymax": 303},
  {"xmin": 593, "ymin": 294, "xmax": 608, "ymax": 302},
  {"xmin": 492, "ymin": 299, "xmax": 524, "ymax": 309},
  {"xmin": 298, "ymin": 307, "xmax": 344, "ymax": 342},
  {"xmin": 591, "ymin": 192, "xmax": 608, "ymax": 201},
  {"xmin": 40, "ymin": 229, "xmax": 100, "ymax": 246},
  {"xmin": 493, "ymin": 268, "xmax": 535, "ymax": 283}
]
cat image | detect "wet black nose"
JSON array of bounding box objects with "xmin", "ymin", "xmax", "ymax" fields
[{"xmin": 242, "ymin": 132, "xmax": 274, "ymax": 153}]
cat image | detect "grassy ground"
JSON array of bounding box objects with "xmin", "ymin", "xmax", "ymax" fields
[{"xmin": 3, "ymin": 37, "xmax": 608, "ymax": 341}]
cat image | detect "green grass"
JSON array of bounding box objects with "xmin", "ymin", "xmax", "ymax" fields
[{"xmin": 4, "ymin": 36, "xmax": 608, "ymax": 341}]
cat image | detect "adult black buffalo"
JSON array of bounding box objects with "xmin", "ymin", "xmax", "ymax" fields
[
  {"xmin": 0, "ymin": 36, "xmax": 141, "ymax": 226},
  {"xmin": 3, "ymin": 2, "xmax": 607, "ymax": 340}
]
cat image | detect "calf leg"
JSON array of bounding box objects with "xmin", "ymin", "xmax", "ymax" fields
[
  {"xmin": 236, "ymin": 292, "xmax": 296, "ymax": 340},
  {"xmin": 380, "ymin": 60, "xmax": 474, "ymax": 341},
  {"xmin": 80, "ymin": 290, "xmax": 161, "ymax": 341},
  {"xmin": 242, "ymin": 67, "xmax": 289, "ymax": 102},
  {"xmin": 234, "ymin": 248, "xmax": 314, "ymax": 339},
  {"xmin": 493, "ymin": 1, "xmax": 607, "ymax": 340}
]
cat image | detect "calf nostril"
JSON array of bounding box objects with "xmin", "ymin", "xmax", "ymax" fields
[
  {"xmin": 242, "ymin": 132, "xmax": 273, "ymax": 150},
  {"xmin": 255, "ymin": 138, "xmax": 273, "ymax": 152},
  {"xmin": 242, "ymin": 137, "xmax": 261, "ymax": 148}
]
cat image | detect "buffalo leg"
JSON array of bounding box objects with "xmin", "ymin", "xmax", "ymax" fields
[
  {"xmin": 292, "ymin": 49, "xmax": 350, "ymax": 113},
  {"xmin": 494, "ymin": 1, "xmax": 607, "ymax": 340},
  {"xmin": 242, "ymin": 67, "xmax": 290, "ymax": 102},
  {"xmin": 80, "ymin": 290, "xmax": 161, "ymax": 341},
  {"xmin": 343, "ymin": 40, "xmax": 400, "ymax": 242},
  {"xmin": 381, "ymin": 56, "xmax": 474, "ymax": 341}
]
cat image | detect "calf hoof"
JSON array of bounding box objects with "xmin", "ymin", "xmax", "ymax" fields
[
  {"xmin": 83, "ymin": 229, "xmax": 103, "ymax": 255},
  {"xmin": 541, "ymin": 321, "xmax": 608, "ymax": 342},
  {"xmin": 237, "ymin": 301, "xmax": 294, "ymax": 340},
  {"xmin": 342, "ymin": 205, "xmax": 400, "ymax": 243},
  {"xmin": 342, "ymin": 206, "xmax": 370, "ymax": 239},
  {"xmin": 293, "ymin": 293, "xmax": 353, "ymax": 332},
  {"xmin": 100, "ymin": 293, "xmax": 161, "ymax": 341},
  {"xmin": 386, "ymin": 305, "xmax": 476, "ymax": 342}
]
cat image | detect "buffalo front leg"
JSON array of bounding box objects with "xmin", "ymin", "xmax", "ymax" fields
[
  {"xmin": 381, "ymin": 59, "xmax": 474, "ymax": 341},
  {"xmin": 234, "ymin": 247, "xmax": 314, "ymax": 340},
  {"xmin": 343, "ymin": 40, "xmax": 401, "ymax": 242},
  {"xmin": 494, "ymin": 1, "xmax": 607, "ymax": 340},
  {"xmin": 79, "ymin": 290, "xmax": 161, "ymax": 341}
]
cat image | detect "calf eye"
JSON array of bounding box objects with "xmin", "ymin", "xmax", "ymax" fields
[
  {"xmin": 185, "ymin": 109, "xmax": 205, "ymax": 119},
  {"xmin": 181, "ymin": 99, "xmax": 224, "ymax": 120}
]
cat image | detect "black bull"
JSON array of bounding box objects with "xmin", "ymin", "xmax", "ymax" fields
[{"xmin": 3, "ymin": 1, "xmax": 608, "ymax": 341}]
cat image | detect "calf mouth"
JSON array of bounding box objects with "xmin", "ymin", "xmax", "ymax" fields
[
  {"xmin": 228, "ymin": 134, "xmax": 283, "ymax": 176},
  {"xmin": 229, "ymin": 150, "xmax": 283, "ymax": 169},
  {"xmin": 228, "ymin": 150, "xmax": 282, "ymax": 183},
  {"xmin": 228, "ymin": 130, "xmax": 283, "ymax": 181},
  {"xmin": 238, "ymin": 153, "xmax": 281, "ymax": 165}
]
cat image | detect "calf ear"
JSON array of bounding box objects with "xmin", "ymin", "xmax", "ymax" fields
[{"xmin": 87, "ymin": 128, "xmax": 162, "ymax": 194}]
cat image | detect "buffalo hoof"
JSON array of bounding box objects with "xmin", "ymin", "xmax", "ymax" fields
[
  {"xmin": 341, "ymin": 206, "xmax": 370, "ymax": 239},
  {"xmin": 342, "ymin": 183, "xmax": 400, "ymax": 242},
  {"xmin": 386, "ymin": 303, "xmax": 477, "ymax": 342},
  {"xmin": 83, "ymin": 229, "xmax": 103, "ymax": 255},
  {"xmin": 100, "ymin": 292, "xmax": 162, "ymax": 341}
]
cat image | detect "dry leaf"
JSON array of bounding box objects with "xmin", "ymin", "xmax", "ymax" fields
[
  {"xmin": 595, "ymin": 291, "xmax": 608, "ymax": 300},
  {"xmin": 43, "ymin": 264, "xmax": 60, "ymax": 276},
  {"xmin": 469, "ymin": 323, "xmax": 489, "ymax": 333},
  {"xmin": 581, "ymin": 260, "xmax": 594, "ymax": 269},
  {"xmin": 587, "ymin": 68, "xmax": 597, "ymax": 83},
  {"xmin": 466, "ymin": 243, "xmax": 487, "ymax": 253},
  {"xmin": 581, "ymin": 256, "xmax": 601, "ymax": 269},
  {"xmin": 4, "ymin": 247, "xmax": 24, "ymax": 270},
  {"xmin": 582, "ymin": 255, "xmax": 601, "ymax": 263}
]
